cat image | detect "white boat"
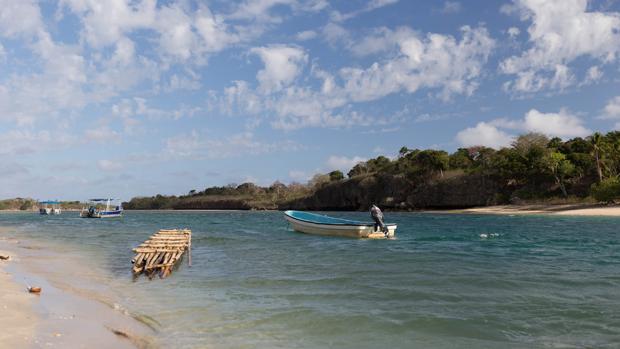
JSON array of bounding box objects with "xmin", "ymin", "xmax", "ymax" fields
[
  {"xmin": 80, "ymin": 198, "xmax": 123, "ymax": 218},
  {"xmin": 284, "ymin": 210, "xmax": 396, "ymax": 239},
  {"xmin": 39, "ymin": 201, "xmax": 61, "ymax": 215}
]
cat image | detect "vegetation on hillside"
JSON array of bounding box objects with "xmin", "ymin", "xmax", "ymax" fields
[
  {"xmin": 123, "ymin": 131, "xmax": 620, "ymax": 210},
  {"xmin": 0, "ymin": 199, "xmax": 83, "ymax": 210}
]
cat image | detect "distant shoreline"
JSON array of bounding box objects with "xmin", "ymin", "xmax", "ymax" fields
[
  {"xmin": 2, "ymin": 204, "xmax": 620, "ymax": 216},
  {"xmin": 429, "ymin": 204, "xmax": 620, "ymax": 217}
]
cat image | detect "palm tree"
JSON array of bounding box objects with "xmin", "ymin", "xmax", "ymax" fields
[{"xmin": 590, "ymin": 132, "xmax": 603, "ymax": 182}]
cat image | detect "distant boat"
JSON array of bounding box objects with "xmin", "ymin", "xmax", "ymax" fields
[
  {"xmin": 80, "ymin": 198, "xmax": 123, "ymax": 218},
  {"xmin": 284, "ymin": 210, "xmax": 396, "ymax": 239},
  {"xmin": 39, "ymin": 201, "xmax": 61, "ymax": 215}
]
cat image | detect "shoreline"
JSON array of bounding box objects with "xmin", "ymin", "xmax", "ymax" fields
[
  {"xmin": 0, "ymin": 228, "xmax": 156, "ymax": 348},
  {"xmin": 431, "ymin": 204, "xmax": 620, "ymax": 216}
]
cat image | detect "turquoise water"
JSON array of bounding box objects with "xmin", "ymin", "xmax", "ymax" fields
[{"xmin": 1, "ymin": 211, "xmax": 619, "ymax": 348}]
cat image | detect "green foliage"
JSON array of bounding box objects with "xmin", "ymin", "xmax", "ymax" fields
[
  {"xmin": 448, "ymin": 148, "xmax": 473, "ymax": 170},
  {"xmin": 591, "ymin": 177, "xmax": 620, "ymax": 203},
  {"xmin": 329, "ymin": 170, "xmax": 344, "ymax": 181},
  {"xmin": 118, "ymin": 130, "xmax": 620, "ymax": 210}
]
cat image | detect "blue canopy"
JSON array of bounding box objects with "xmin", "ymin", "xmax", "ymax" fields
[{"xmin": 39, "ymin": 200, "xmax": 61, "ymax": 205}]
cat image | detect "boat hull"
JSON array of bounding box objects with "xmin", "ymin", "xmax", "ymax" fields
[
  {"xmin": 80, "ymin": 210, "xmax": 122, "ymax": 218},
  {"xmin": 284, "ymin": 213, "xmax": 396, "ymax": 239}
]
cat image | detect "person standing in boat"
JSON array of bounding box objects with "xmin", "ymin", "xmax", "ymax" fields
[{"xmin": 370, "ymin": 204, "xmax": 389, "ymax": 236}]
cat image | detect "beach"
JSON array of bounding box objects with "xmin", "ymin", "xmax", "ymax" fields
[
  {"xmin": 0, "ymin": 226, "xmax": 155, "ymax": 349},
  {"xmin": 0, "ymin": 248, "xmax": 36, "ymax": 348},
  {"xmin": 439, "ymin": 204, "xmax": 620, "ymax": 216}
]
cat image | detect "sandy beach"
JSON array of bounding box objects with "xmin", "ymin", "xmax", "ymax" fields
[
  {"xmin": 437, "ymin": 204, "xmax": 620, "ymax": 216},
  {"xmin": 0, "ymin": 249, "xmax": 36, "ymax": 348},
  {"xmin": 0, "ymin": 229, "xmax": 156, "ymax": 349}
]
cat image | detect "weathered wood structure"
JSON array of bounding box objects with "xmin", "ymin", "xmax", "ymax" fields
[{"xmin": 131, "ymin": 229, "xmax": 191, "ymax": 278}]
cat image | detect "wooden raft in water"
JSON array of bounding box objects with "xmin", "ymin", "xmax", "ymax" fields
[{"xmin": 131, "ymin": 229, "xmax": 191, "ymax": 278}]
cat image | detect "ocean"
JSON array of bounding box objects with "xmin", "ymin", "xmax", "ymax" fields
[{"xmin": 1, "ymin": 211, "xmax": 619, "ymax": 348}]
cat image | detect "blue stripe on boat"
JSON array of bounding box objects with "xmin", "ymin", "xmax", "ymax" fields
[{"xmin": 284, "ymin": 210, "xmax": 394, "ymax": 227}]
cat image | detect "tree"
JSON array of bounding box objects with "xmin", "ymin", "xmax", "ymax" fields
[
  {"xmin": 309, "ymin": 174, "xmax": 330, "ymax": 189},
  {"xmin": 543, "ymin": 152, "xmax": 575, "ymax": 198},
  {"xmin": 547, "ymin": 137, "xmax": 563, "ymax": 149},
  {"xmin": 328, "ymin": 170, "xmax": 344, "ymax": 181},
  {"xmin": 398, "ymin": 146, "xmax": 410, "ymax": 158},
  {"xmin": 591, "ymin": 177, "xmax": 620, "ymax": 203},
  {"xmin": 589, "ymin": 132, "xmax": 604, "ymax": 182},
  {"xmin": 348, "ymin": 162, "xmax": 369, "ymax": 178},
  {"xmin": 366, "ymin": 156, "xmax": 391, "ymax": 173},
  {"xmin": 448, "ymin": 148, "xmax": 473, "ymax": 170},
  {"xmin": 415, "ymin": 150, "xmax": 449, "ymax": 178}
]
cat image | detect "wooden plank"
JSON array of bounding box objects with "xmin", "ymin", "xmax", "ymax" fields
[{"xmin": 131, "ymin": 229, "xmax": 191, "ymax": 278}]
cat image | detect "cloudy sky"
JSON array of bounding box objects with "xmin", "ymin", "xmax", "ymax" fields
[{"xmin": 1, "ymin": 0, "xmax": 620, "ymax": 200}]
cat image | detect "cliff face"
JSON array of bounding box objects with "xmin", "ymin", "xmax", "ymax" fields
[
  {"xmin": 405, "ymin": 174, "xmax": 501, "ymax": 208},
  {"xmin": 282, "ymin": 173, "xmax": 502, "ymax": 211},
  {"xmin": 124, "ymin": 173, "xmax": 505, "ymax": 211}
]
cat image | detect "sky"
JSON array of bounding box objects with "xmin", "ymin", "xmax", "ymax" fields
[{"xmin": 1, "ymin": 0, "xmax": 620, "ymax": 200}]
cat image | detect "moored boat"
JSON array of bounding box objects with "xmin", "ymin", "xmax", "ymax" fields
[
  {"xmin": 39, "ymin": 201, "xmax": 61, "ymax": 215},
  {"xmin": 284, "ymin": 210, "xmax": 396, "ymax": 239},
  {"xmin": 80, "ymin": 198, "xmax": 123, "ymax": 218}
]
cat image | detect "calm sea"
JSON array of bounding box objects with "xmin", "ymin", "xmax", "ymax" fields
[{"xmin": 1, "ymin": 211, "xmax": 619, "ymax": 348}]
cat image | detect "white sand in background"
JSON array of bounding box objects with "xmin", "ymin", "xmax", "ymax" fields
[{"xmin": 440, "ymin": 204, "xmax": 620, "ymax": 216}]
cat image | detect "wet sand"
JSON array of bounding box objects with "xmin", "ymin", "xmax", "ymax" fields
[{"xmin": 0, "ymin": 232, "xmax": 156, "ymax": 348}]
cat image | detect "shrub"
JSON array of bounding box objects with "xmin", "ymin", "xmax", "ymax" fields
[{"xmin": 591, "ymin": 177, "xmax": 620, "ymax": 203}]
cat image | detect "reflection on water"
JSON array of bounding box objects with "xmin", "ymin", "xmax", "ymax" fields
[{"xmin": 1, "ymin": 211, "xmax": 619, "ymax": 348}]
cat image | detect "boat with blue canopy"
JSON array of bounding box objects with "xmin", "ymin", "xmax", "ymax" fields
[
  {"xmin": 80, "ymin": 198, "xmax": 123, "ymax": 218},
  {"xmin": 284, "ymin": 210, "xmax": 396, "ymax": 238},
  {"xmin": 39, "ymin": 200, "xmax": 61, "ymax": 215}
]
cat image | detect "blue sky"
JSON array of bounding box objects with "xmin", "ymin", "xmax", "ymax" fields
[{"xmin": 1, "ymin": 0, "xmax": 620, "ymax": 200}]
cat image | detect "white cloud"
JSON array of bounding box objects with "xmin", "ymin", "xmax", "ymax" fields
[
  {"xmin": 326, "ymin": 155, "xmax": 367, "ymax": 172},
  {"xmin": 0, "ymin": 129, "xmax": 78, "ymax": 156},
  {"xmin": 583, "ymin": 65, "xmax": 603, "ymax": 85},
  {"xmin": 523, "ymin": 109, "xmax": 591, "ymax": 138},
  {"xmin": 341, "ymin": 25, "xmax": 494, "ymax": 101},
  {"xmin": 97, "ymin": 159, "xmax": 123, "ymax": 171},
  {"xmin": 457, "ymin": 108, "xmax": 591, "ymax": 148},
  {"xmin": 330, "ymin": 0, "xmax": 399, "ymax": 22},
  {"xmin": 456, "ymin": 122, "xmax": 514, "ymax": 149},
  {"xmin": 289, "ymin": 170, "xmax": 311, "ymax": 182},
  {"xmin": 295, "ymin": 30, "xmax": 317, "ymax": 41},
  {"xmin": 221, "ymin": 24, "xmax": 492, "ymax": 131},
  {"xmin": 440, "ymin": 1, "xmax": 461, "ymax": 14},
  {"xmin": 507, "ymin": 26, "xmax": 520, "ymax": 38},
  {"xmin": 194, "ymin": 7, "xmax": 240, "ymax": 53},
  {"xmin": 322, "ymin": 21, "xmax": 351, "ymax": 47},
  {"xmin": 602, "ymin": 96, "xmax": 620, "ymax": 119},
  {"xmin": 0, "ymin": 0, "xmax": 45, "ymax": 38},
  {"xmin": 500, "ymin": 0, "xmax": 620, "ymax": 93},
  {"xmin": 59, "ymin": 0, "xmax": 156, "ymax": 48},
  {"xmin": 164, "ymin": 131, "xmax": 300, "ymax": 159},
  {"xmin": 251, "ymin": 45, "xmax": 308, "ymax": 93},
  {"xmin": 226, "ymin": 0, "xmax": 295, "ymax": 22},
  {"xmin": 84, "ymin": 126, "xmax": 121, "ymax": 143}
]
